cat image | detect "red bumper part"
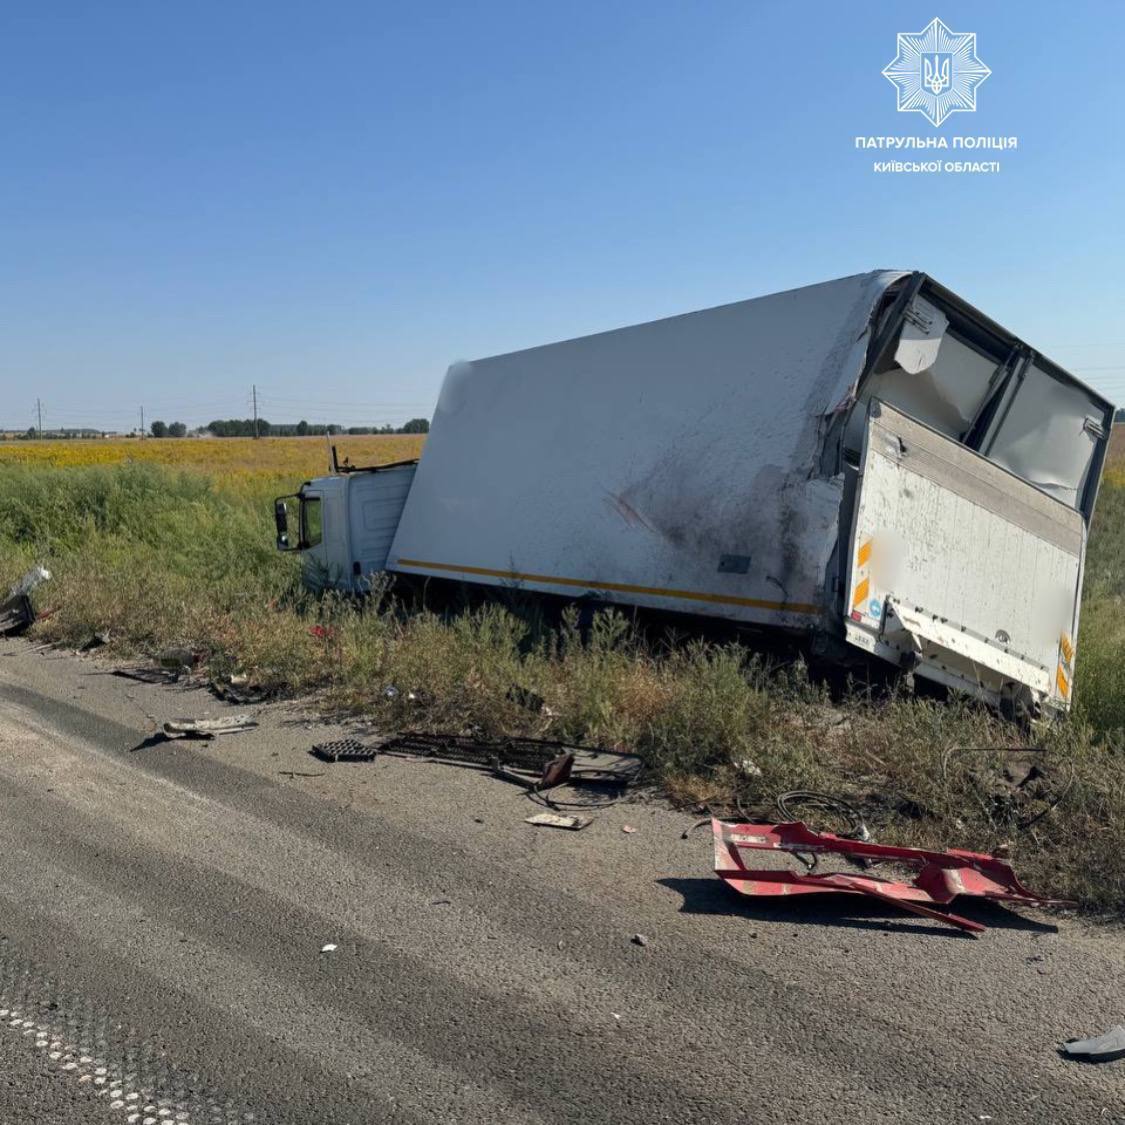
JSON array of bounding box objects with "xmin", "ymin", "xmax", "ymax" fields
[{"xmin": 712, "ymin": 819, "xmax": 1072, "ymax": 935}]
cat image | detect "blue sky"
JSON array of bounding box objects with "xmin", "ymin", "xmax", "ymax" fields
[{"xmin": 1, "ymin": 2, "xmax": 1122, "ymax": 431}]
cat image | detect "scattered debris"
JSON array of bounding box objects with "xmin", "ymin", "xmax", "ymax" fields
[
  {"xmin": 1061, "ymin": 1025, "xmax": 1125, "ymax": 1063},
  {"xmin": 209, "ymin": 674, "xmax": 276, "ymax": 705},
  {"xmin": 734, "ymin": 758, "xmax": 762, "ymax": 777},
  {"xmin": 158, "ymin": 646, "xmax": 198, "ymax": 671},
  {"xmin": 525, "ymin": 812, "xmax": 591, "ymax": 831},
  {"xmin": 380, "ymin": 732, "xmax": 642, "ymax": 793},
  {"xmin": 279, "ymin": 770, "xmax": 325, "ymax": 778},
  {"xmin": 0, "ymin": 594, "xmax": 34, "ymax": 637},
  {"xmin": 430, "ymin": 898, "xmax": 452, "ymax": 906},
  {"xmin": 622, "ymin": 825, "xmax": 637, "ymax": 834},
  {"xmin": 78, "ymin": 630, "xmax": 111, "ymax": 652},
  {"xmin": 776, "ymin": 791, "xmax": 871, "ymax": 843},
  {"xmin": 311, "ymin": 738, "xmax": 378, "ymax": 763},
  {"xmin": 0, "ymin": 566, "xmax": 49, "ymax": 636},
  {"xmin": 631, "ymin": 933, "xmax": 649, "ymax": 947},
  {"xmin": 320, "ymin": 943, "xmax": 338, "ymax": 954},
  {"xmin": 382, "ymin": 684, "xmax": 400, "ymax": 700},
  {"xmin": 712, "ymin": 819, "xmax": 1072, "ymax": 935},
  {"xmin": 162, "ymin": 715, "xmax": 258, "ymax": 740},
  {"xmin": 113, "ymin": 666, "xmax": 182, "ymax": 685}
]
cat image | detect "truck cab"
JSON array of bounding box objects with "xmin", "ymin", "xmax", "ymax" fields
[{"xmin": 275, "ymin": 456, "xmax": 417, "ymax": 592}]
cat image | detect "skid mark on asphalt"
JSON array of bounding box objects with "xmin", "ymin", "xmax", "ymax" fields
[{"xmin": 0, "ymin": 955, "xmax": 254, "ymax": 1125}]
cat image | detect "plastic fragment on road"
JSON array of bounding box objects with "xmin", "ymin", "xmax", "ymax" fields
[
  {"xmin": 1061, "ymin": 1025, "xmax": 1125, "ymax": 1062},
  {"xmin": 310, "ymin": 738, "xmax": 378, "ymax": 763},
  {"xmin": 162, "ymin": 715, "xmax": 258, "ymax": 739},
  {"xmin": 320, "ymin": 943, "xmax": 337, "ymax": 953},
  {"xmin": 113, "ymin": 666, "xmax": 182, "ymax": 685},
  {"xmin": 712, "ymin": 819, "xmax": 1073, "ymax": 935},
  {"xmin": 524, "ymin": 812, "xmax": 591, "ymax": 831}
]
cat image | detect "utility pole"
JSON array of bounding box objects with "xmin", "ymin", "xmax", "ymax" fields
[
  {"xmin": 140, "ymin": 405, "xmax": 145, "ymax": 439},
  {"xmin": 36, "ymin": 398, "xmax": 42, "ymax": 439},
  {"xmin": 252, "ymin": 384, "xmax": 259, "ymax": 439}
]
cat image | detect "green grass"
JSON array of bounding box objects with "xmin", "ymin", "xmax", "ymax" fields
[{"xmin": 3, "ymin": 460, "xmax": 1125, "ymax": 912}]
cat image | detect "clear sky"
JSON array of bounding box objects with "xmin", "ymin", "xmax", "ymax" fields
[{"xmin": 1, "ymin": 2, "xmax": 1122, "ymax": 432}]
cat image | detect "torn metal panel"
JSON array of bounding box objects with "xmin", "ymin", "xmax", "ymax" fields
[
  {"xmin": 986, "ymin": 363, "xmax": 1102, "ymax": 509},
  {"xmin": 843, "ymin": 297, "xmax": 999, "ymax": 450},
  {"xmin": 894, "ymin": 295, "xmax": 949, "ymax": 374},
  {"xmin": 712, "ymin": 819, "xmax": 1071, "ymax": 935}
]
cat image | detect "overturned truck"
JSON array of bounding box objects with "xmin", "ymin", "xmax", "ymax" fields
[{"xmin": 275, "ymin": 271, "xmax": 1115, "ymax": 716}]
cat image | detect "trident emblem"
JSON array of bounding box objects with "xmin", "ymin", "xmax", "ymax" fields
[{"xmin": 923, "ymin": 54, "xmax": 951, "ymax": 94}]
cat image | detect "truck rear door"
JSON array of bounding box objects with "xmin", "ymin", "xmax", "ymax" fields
[{"xmin": 844, "ymin": 400, "xmax": 1084, "ymax": 713}]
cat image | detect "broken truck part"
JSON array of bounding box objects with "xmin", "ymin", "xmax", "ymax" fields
[
  {"xmin": 379, "ymin": 732, "xmax": 642, "ymax": 792},
  {"xmin": 712, "ymin": 819, "xmax": 1072, "ymax": 935},
  {"xmin": 1060, "ymin": 1026, "xmax": 1125, "ymax": 1063},
  {"xmin": 0, "ymin": 566, "xmax": 51, "ymax": 637},
  {"xmin": 273, "ymin": 271, "xmax": 1115, "ymax": 715},
  {"xmin": 162, "ymin": 716, "xmax": 258, "ymax": 739}
]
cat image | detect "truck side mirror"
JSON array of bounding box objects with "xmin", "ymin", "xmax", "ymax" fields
[{"xmin": 274, "ymin": 496, "xmax": 298, "ymax": 551}]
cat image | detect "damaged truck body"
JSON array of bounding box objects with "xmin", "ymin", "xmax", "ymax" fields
[{"xmin": 275, "ymin": 270, "xmax": 1114, "ymax": 716}]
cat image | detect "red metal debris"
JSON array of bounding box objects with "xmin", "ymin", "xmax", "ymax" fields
[{"xmin": 712, "ymin": 819, "xmax": 1072, "ymax": 935}]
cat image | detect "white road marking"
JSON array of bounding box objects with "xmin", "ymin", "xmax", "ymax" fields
[{"xmin": 0, "ymin": 988, "xmax": 265, "ymax": 1123}]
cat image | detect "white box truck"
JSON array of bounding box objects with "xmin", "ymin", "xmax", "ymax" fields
[{"xmin": 274, "ymin": 270, "xmax": 1115, "ymax": 716}]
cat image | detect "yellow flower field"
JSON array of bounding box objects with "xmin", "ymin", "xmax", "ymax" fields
[{"xmin": 0, "ymin": 434, "xmax": 425, "ymax": 482}]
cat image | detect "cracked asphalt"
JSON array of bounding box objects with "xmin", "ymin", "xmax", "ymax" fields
[{"xmin": 0, "ymin": 636, "xmax": 1123, "ymax": 1124}]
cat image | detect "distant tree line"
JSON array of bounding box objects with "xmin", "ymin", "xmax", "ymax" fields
[
  {"xmin": 203, "ymin": 418, "xmax": 429, "ymax": 437},
  {"xmin": 9, "ymin": 428, "xmax": 109, "ymax": 440},
  {"xmin": 149, "ymin": 421, "xmax": 188, "ymax": 438}
]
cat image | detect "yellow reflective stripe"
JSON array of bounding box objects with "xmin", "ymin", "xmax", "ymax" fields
[
  {"xmin": 1056, "ymin": 666, "xmax": 1070, "ymax": 699},
  {"xmin": 857, "ymin": 539, "xmax": 873, "ymax": 568},
  {"xmin": 393, "ymin": 558, "xmax": 820, "ymax": 615},
  {"xmin": 852, "ymin": 576, "xmax": 870, "ymax": 609}
]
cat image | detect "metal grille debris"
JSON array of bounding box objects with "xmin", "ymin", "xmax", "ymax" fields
[{"xmin": 310, "ymin": 739, "xmax": 378, "ymax": 763}]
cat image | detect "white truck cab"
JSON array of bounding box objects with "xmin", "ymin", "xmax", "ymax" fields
[{"xmin": 275, "ymin": 453, "xmax": 417, "ymax": 592}]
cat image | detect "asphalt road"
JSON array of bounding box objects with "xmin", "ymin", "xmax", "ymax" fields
[{"xmin": 1, "ymin": 637, "xmax": 1123, "ymax": 1124}]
